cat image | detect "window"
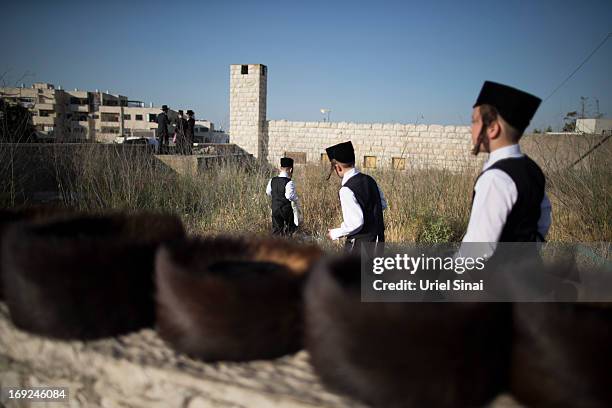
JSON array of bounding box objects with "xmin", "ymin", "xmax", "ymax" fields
[
  {"xmin": 101, "ymin": 126, "xmax": 120, "ymax": 134},
  {"xmin": 284, "ymin": 152, "xmax": 306, "ymax": 164},
  {"xmin": 241, "ymin": 65, "xmax": 248, "ymax": 74},
  {"xmin": 392, "ymin": 157, "xmax": 406, "ymax": 170},
  {"xmin": 135, "ymin": 114, "xmax": 143, "ymax": 121},
  {"xmin": 320, "ymin": 153, "xmax": 329, "ymax": 163},
  {"xmin": 101, "ymin": 113, "xmax": 119, "ymax": 122},
  {"xmin": 148, "ymin": 113, "xmax": 157, "ymax": 122},
  {"xmin": 123, "ymin": 114, "xmax": 131, "ymax": 120},
  {"xmin": 363, "ymin": 156, "xmax": 377, "ymax": 169}
]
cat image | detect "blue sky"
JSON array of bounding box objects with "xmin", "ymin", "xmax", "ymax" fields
[{"xmin": 1, "ymin": 0, "xmax": 610, "ymax": 131}]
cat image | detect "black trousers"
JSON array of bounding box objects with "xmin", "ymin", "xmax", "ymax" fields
[
  {"xmin": 345, "ymin": 234, "xmax": 385, "ymax": 254},
  {"xmin": 272, "ymin": 207, "xmax": 297, "ymax": 235},
  {"xmin": 158, "ymin": 133, "xmax": 169, "ymax": 154}
]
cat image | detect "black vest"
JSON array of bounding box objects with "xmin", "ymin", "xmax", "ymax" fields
[
  {"xmin": 473, "ymin": 156, "xmax": 545, "ymax": 242},
  {"xmin": 344, "ymin": 173, "xmax": 385, "ymax": 242},
  {"xmin": 271, "ymin": 177, "xmax": 291, "ymax": 213}
]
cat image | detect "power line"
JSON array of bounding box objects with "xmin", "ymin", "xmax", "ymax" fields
[{"xmin": 543, "ymin": 32, "xmax": 611, "ymax": 102}]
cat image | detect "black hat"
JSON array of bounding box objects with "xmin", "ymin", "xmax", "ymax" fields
[
  {"xmin": 187, "ymin": 110, "xmax": 194, "ymax": 116},
  {"xmin": 473, "ymin": 81, "xmax": 541, "ymax": 133},
  {"xmin": 325, "ymin": 141, "xmax": 355, "ymax": 164},
  {"xmin": 304, "ymin": 255, "xmax": 512, "ymax": 407},
  {"xmin": 2, "ymin": 212, "xmax": 185, "ymax": 340},
  {"xmin": 178, "ymin": 109, "xmax": 184, "ymax": 115},
  {"xmin": 280, "ymin": 157, "xmax": 294, "ymax": 168},
  {"xmin": 155, "ymin": 236, "xmax": 323, "ymax": 361},
  {"xmin": 161, "ymin": 105, "xmax": 168, "ymax": 111}
]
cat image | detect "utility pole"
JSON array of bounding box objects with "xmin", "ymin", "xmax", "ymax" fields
[{"xmin": 580, "ymin": 96, "xmax": 588, "ymax": 118}]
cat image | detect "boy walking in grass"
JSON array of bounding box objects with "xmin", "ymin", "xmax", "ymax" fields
[
  {"xmin": 463, "ymin": 81, "xmax": 552, "ymax": 244},
  {"xmin": 325, "ymin": 141, "xmax": 387, "ymax": 252},
  {"xmin": 266, "ymin": 157, "xmax": 301, "ymax": 235}
]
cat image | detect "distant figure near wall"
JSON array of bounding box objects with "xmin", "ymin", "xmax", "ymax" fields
[
  {"xmin": 185, "ymin": 110, "xmax": 195, "ymax": 155},
  {"xmin": 156, "ymin": 105, "xmax": 171, "ymax": 154},
  {"xmin": 174, "ymin": 110, "xmax": 189, "ymax": 155}
]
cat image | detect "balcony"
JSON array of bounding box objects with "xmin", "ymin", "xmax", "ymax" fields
[
  {"xmin": 36, "ymin": 103, "xmax": 56, "ymax": 110},
  {"xmin": 70, "ymin": 104, "xmax": 90, "ymax": 112},
  {"xmin": 33, "ymin": 116, "xmax": 58, "ymax": 125},
  {"xmin": 99, "ymin": 106, "xmax": 121, "ymax": 113}
]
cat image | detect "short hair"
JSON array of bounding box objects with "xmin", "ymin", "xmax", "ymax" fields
[
  {"xmin": 331, "ymin": 159, "xmax": 354, "ymax": 168},
  {"xmin": 479, "ymin": 104, "xmax": 522, "ymax": 141}
]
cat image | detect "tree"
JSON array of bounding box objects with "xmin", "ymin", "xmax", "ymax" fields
[
  {"xmin": 563, "ymin": 111, "xmax": 577, "ymax": 132},
  {"xmin": 0, "ymin": 98, "xmax": 36, "ymax": 143}
]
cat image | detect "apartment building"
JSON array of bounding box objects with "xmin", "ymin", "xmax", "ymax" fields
[
  {"xmin": 0, "ymin": 82, "xmax": 189, "ymax": 143},
  {"xmin": 0, "ymin": 83, "xmax": 68, "ymax": 140}
]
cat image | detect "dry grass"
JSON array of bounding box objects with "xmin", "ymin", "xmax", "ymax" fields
[{"xmin": 0, "ymin": 143, "xmax": 609, "ymax": 243}]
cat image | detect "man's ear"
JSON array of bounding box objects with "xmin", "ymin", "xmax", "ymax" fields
[{"xmin": 487, "ymin": 120, "xmax": 502, "ymax": 140}]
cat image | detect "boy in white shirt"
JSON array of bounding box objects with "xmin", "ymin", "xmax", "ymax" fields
[
  {"xmin": 325, "ymin": 141, "xmax": 387, "ymax": 252},
  {"xmin": 266, "ymin": 157, "xmax": 300, "ymax": 235}
]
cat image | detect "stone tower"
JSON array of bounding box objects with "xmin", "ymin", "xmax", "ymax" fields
[{"xmin": 229, "ymin": 64, "xmax": 267, "ymax": 160}]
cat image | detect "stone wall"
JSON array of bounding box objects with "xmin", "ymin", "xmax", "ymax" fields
[
  {"xmin": 265, "ymin": 120, "xmax": 485, "ymax": 172},
  {"xmin": 228, "ymin": 64, "xmax": 611, "ymax": 173},
  {"xmin": 520, "ymin": 133, "xmax": 611, "ymax": 171}
]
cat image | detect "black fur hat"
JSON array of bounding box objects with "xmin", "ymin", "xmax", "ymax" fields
[
  {"xmin": 511, "ymin": 302, "xmax": 612, "ymax": 407},
  {"xmin": 280, "ymin": 157, "xmax": 294, "ymax": 168},
  {"xmin": 155, "ymin": 236, "xmax": 323, "ymax": 362},
  {"xmin": 325, "ymin": 141, "xmax": 355, "ymax": 164},
  {"xmin": 474, "ymin": 81, "xmax": 541, "ymax": 133},
  {"xmin": 0, "ymin": 206, "xmax": 74, "ymax": 300},
  {"xmin": 304, "ymin": 255, "xmax": 512, "ymax": 408},
  {"xmin": 1, "ymin": 212, "xmax": 185, "ymax": 340}
]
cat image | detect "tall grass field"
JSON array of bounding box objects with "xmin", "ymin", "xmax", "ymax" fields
[{"xmin": 0, "ymin": 143, "xmax": 609, "ymax": 244}]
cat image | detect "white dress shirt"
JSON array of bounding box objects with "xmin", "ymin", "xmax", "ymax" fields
[
  {"xmin": 462, "ymin": 144, "xmax": 552, "ymax": 243},
  {"xmin": 266, "ymin": 171, "xmax": 298, "ymax": 202},
  {"xmin": 329, "ymin": 168, "xmax": 388, "ymax": 240}
]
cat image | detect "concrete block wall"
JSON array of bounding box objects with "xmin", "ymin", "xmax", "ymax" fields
[{"xmin": 265, "ymin": 120, "xmax": 485, "ymax": 172}]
